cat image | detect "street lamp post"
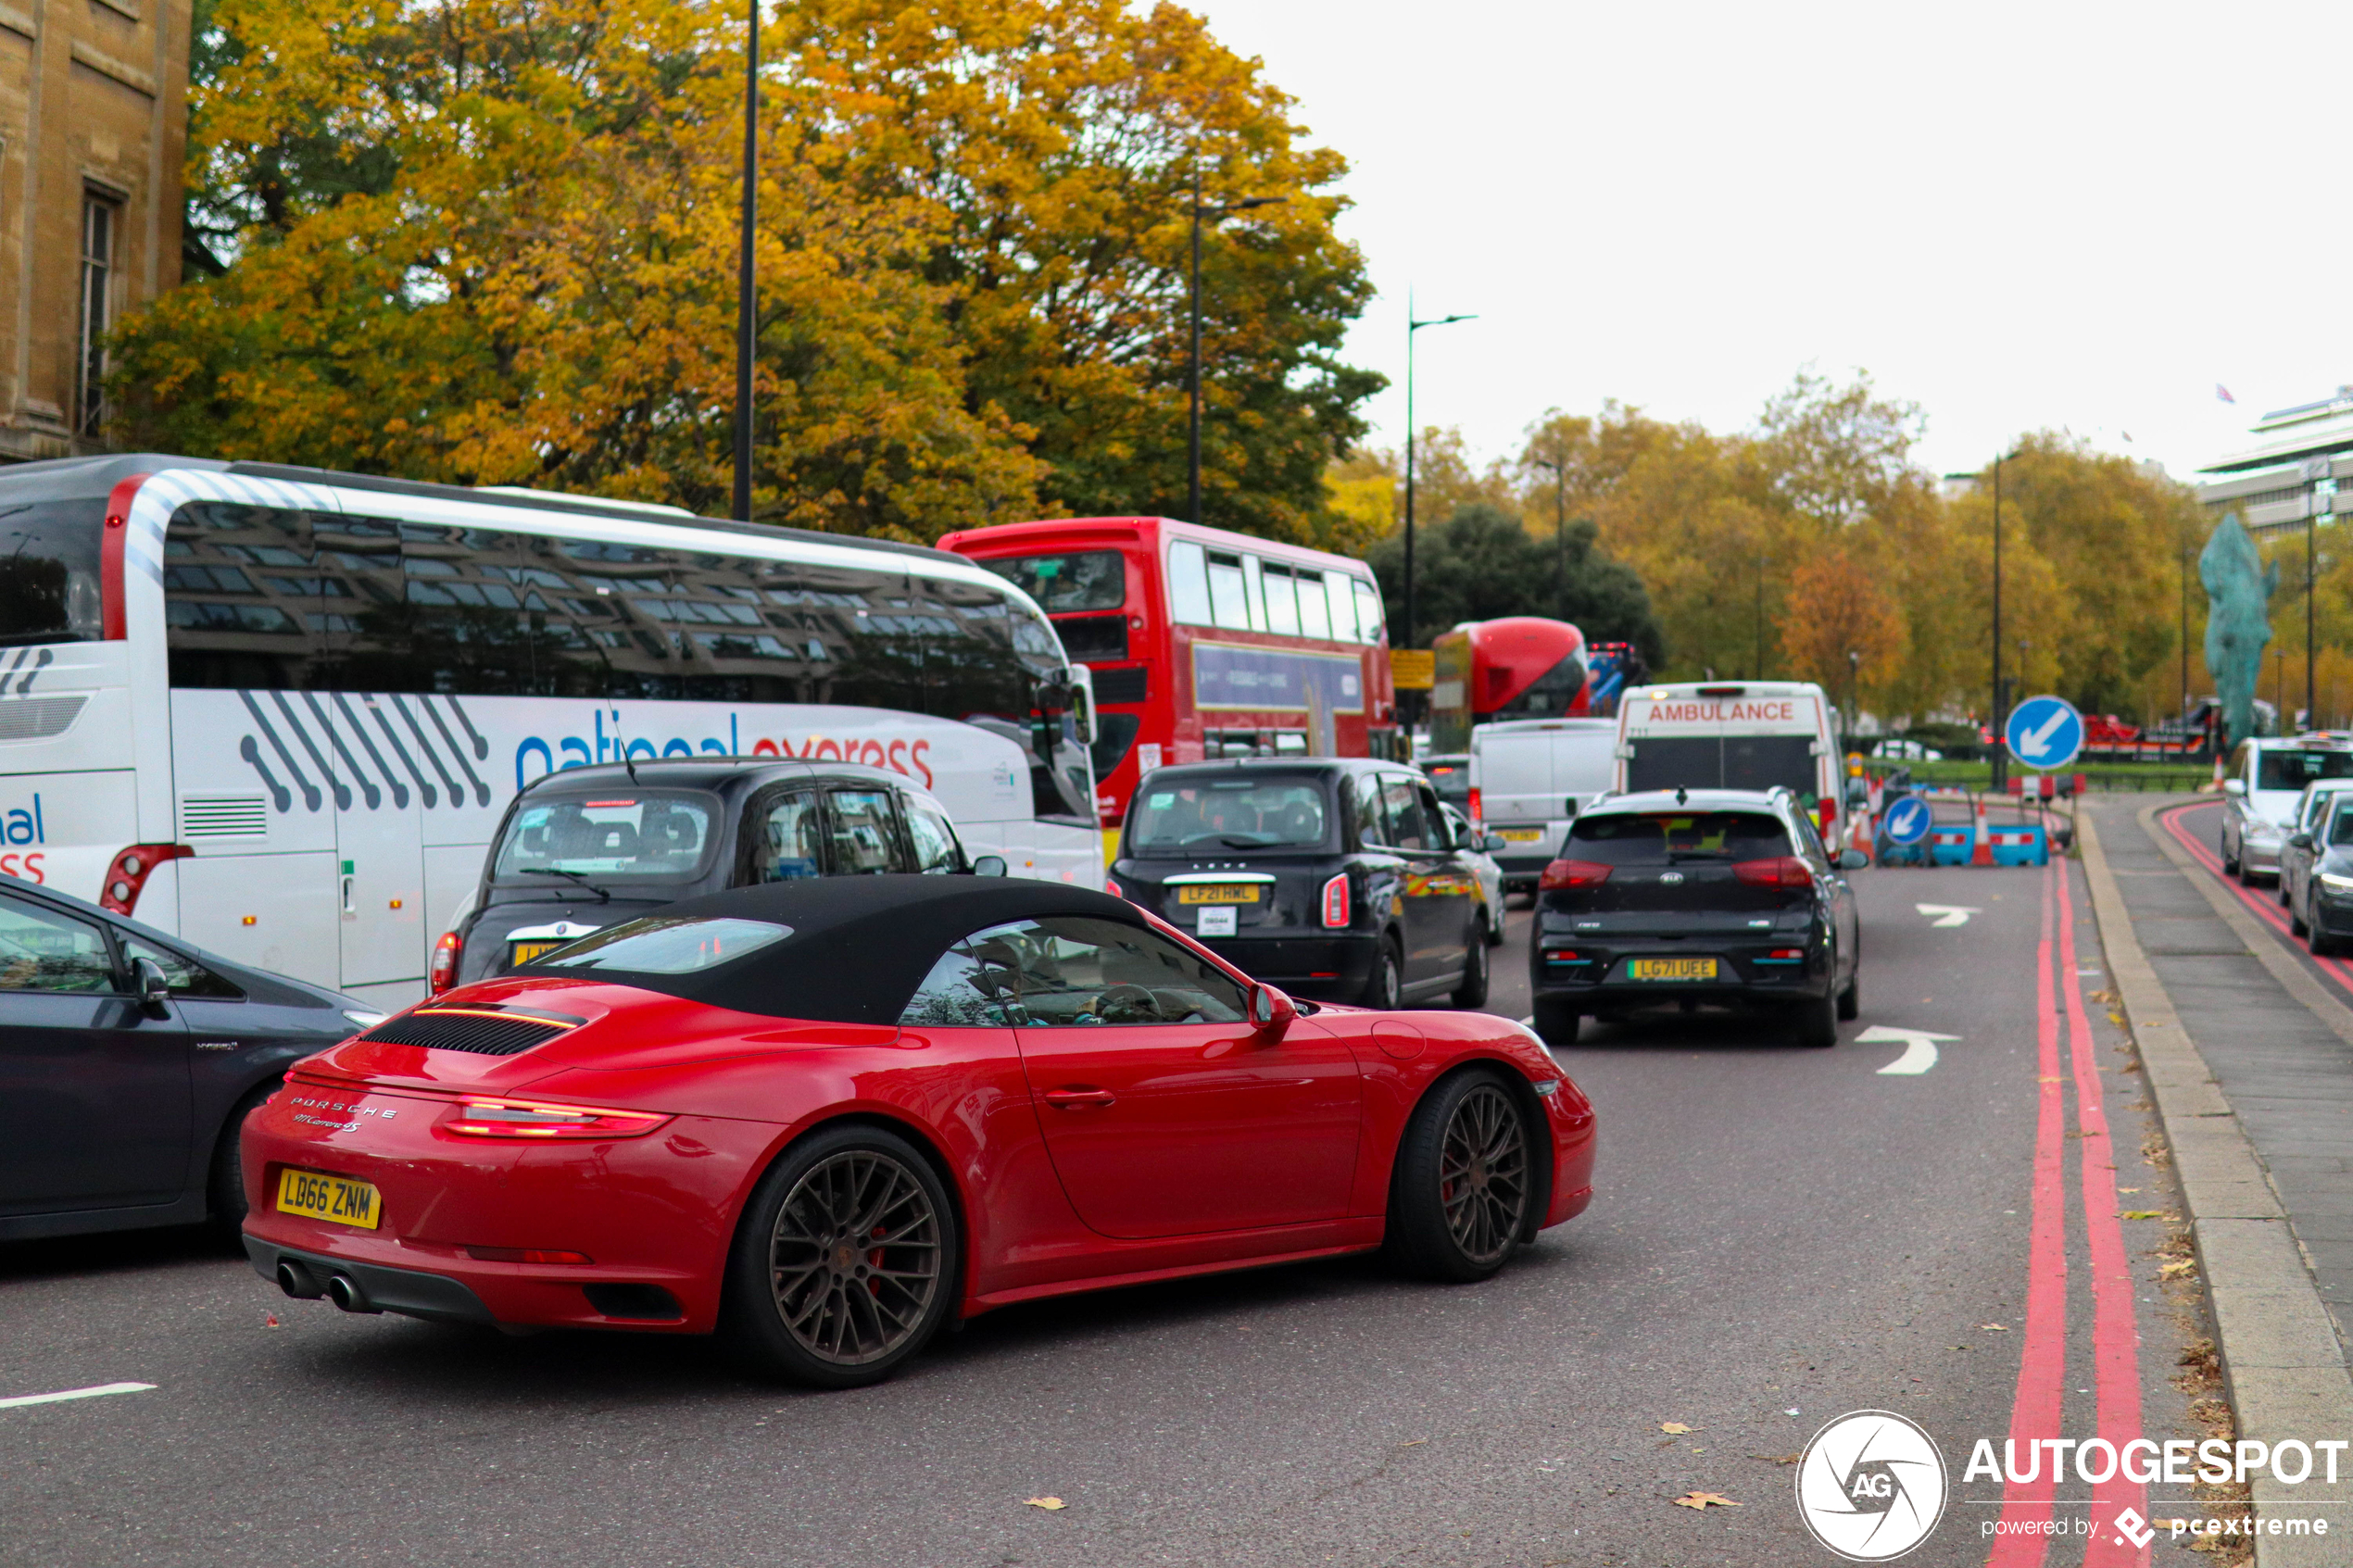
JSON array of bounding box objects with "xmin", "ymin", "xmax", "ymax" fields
[
  {"xmin": 1989, "ymin": 448, "xmax": 2023, "ymax": 792},
  {"xmin": 1531, "ymin": 454, "xmax": 1568, "ymax": 602},
  {"xmin": 1186, "ymin": 181, "xmax": 1284, "ymax": 526},
  {"xmin": 1753, "ymin": 555, "xmax": 1767, "ymax": 680},
  {"xmin": 731, "ymin": 0, "xmax": 758, "ymax": 524},
  {"xmin": 1403, "ymin": 299, "xmax": 1475, "ymax": 654},
  {"xmin": 1847, "ymin": 649, "xmax": 1861, "ymax": 739}
]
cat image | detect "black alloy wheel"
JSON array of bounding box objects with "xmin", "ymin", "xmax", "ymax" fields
[
  {"xmin": 1362, "ymin": 934, "xmax": 1403, "ymax": 1010},
  {"xmin": 1792, "ymin": 950, "xmax": 1840, "ymax": 1047},
  {"xmin": 1451, "ymin": 922, "xmax": 1490, "ymax": 1008},
  {"xmin": 1386, "ymin": 1071, "xmax": 1533, "ymax": 1283},
  {"xmin": 722, "ymin": 1125, "xmax": 956, "ymax": 1387}
]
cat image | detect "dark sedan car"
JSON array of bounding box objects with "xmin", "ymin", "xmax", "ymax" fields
[
  {"xmin": 1528, "ymin": 786, "xmax": 1863, "ymax": 1048},
  {"xmin": 444, "ymin": 759, "xmax": 1005, "ymax": 993},
  {"xmin": 1109, "ymin": 759, "xmax": 1503, "ymax": 1009},
  {"xmin": 0, "ymin": 875, "xmax": 376, "ymax": 1243},
  {"xmin": 2286, "ymin": 791, "xmax": 2353, "ymax": 954}
]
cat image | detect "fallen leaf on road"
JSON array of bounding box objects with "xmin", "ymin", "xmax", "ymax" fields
[
  {"xmin": 1749, "ymin": 1453, "xmax": 1803, "ymax": 1465},
  {"xmin": 1398, "ymin": 1438, "xmax": 1428, "ymax": 1449},
  {"xmin": 2119, "ymin": 1210, "xmax": 2170, "ymax": 1221},
  {"xmin": 2161, "ymin": 1261, "xmax": 2197, "ymax": 1280},
  {"xmin": 1979, "ymin": 1323, "xmax": 2009, "ymax": 1332},
  {"xmin": 1023, "ymin": 1498, "xmax": 1067, "ymax": 1512},
  {"xmin": 1660, "ymin": 1422, "xmax": 1692, "ymax": 1435},
  {"xmin": 1674, "ymin": 1492, "xmax": 1740, "ymax": 1510},
  {"xmin": 2119, "ymin": 1187, "xmax": 2142, "ymax": 1194},
  {"xmin": 264, "ymin": 1314, "xmax": 280, "ymax": 1328}
]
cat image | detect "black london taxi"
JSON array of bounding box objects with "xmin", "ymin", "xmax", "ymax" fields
[
  {"xmin": 444, "ymin": 759, "xmax": 1003, "ymax": 991},
  {"xmin": 1107, "ymin": 758, "xmax": 1504, "ymax": 1008}
]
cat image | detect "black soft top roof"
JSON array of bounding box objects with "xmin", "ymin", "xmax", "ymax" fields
[{"xmin": 523, "ymin": 874, "xmax": 1151, "ymax": 1023}]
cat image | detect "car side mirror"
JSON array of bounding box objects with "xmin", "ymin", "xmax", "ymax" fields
[
  {"xmin": 970, "ymin": 854, "xmax": 1008, "ymax": 878},
  {"xmin": 1250, "ymin": 983, "xmax": 1296, "ymax": 1036},
  {"xmin": 132, "ymin": 956, "xmax": 171, "ymax": 1016},
  {"xmin": 2223, "ymin": 779, "xmax": 2246, "ymax": 797},
  {"xmin": 1479, "ymin": 833, "xmax": 1507, "ymax": 853},
  {"xmin": 1838, "ymin": 848, "xmax": 1869, "ymax": 870}
]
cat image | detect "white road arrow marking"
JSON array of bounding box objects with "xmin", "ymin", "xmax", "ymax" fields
[
  {"xmin": 0, "ymin": 1382, "xmax": 155, "ymax": 1411},
  {"xmin": 2019, "ymin": 709, "xmax": 2070, "ymax": 759},
  {"xmin": 1858, "ymin": 1024, "xmax": 1958, "ymax": 1075},
  {"xmin": 1916, "ymin": 904, "xmax": 1981, "ymax": 928}
]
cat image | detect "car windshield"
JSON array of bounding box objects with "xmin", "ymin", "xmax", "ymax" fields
[
  {"xmin": 2259, "ymin": 748, "xmax": 2353, "ymax": 791},
  {"xmin": 1567, "ymin": 810, "xmax": 1792, "ymax": 864},
  {"xmin": 975, "ymin": 551, "xmax": 1125, "ymax": 614},
  {"xmin": 1126, "ymin": 775, "xmax": 1330, "ymax": 853},
  {"xmin": 534, "ymin": 915, "xmax": 791, "ymax": 972},
  {"xmin": 492, "ymin": 792, "xmax": 718, "ymax": 882}
]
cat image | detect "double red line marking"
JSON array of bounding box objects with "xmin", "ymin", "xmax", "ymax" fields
[
  {"xmin": 2159, "ymin": 800, "xmax": 2353, "ymax": 995},
  {"xmin": 1986, "ymin": 854, "xmax": 2147, "ymax": 1567}
]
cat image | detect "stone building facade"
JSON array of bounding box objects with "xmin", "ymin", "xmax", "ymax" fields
[{"xmin": 0, "ymin": 0, "xmax": 190, "ymax": 462}]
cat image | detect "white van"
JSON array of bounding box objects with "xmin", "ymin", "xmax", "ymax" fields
[
  {"xmin": 1467, "ymin": 719, "xmax": 1618, "ymax": 893},
  {"xmin": 1613, "ymin": 681, "xmax": 1843, "ymax": 832}
]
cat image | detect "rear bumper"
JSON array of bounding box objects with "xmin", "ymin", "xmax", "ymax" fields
[
  {"xmin": 245, "ymin": 1237, "xmax": 496, "ymax": 1325},
  {"xmin": 1529, "ymin": 939, "xmax": 1832, "ymax": 1009},
  {"xmin": 1192, "ymin": 933, "xmax": 1378, "ymax": 998}
]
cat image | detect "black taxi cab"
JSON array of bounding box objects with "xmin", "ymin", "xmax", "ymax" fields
[
  {"xmin": 1107, "ymin": 758, "xmax": 1503, "ymax": 1008},
  {"xmin": 444, "ymin": 759, "xmax": 1003, "ymax": 991}
]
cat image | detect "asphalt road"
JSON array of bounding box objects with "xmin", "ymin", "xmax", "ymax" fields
[{"xmin": 1, "ymin": 862, "xmax": 2228, "ymax": 1567}]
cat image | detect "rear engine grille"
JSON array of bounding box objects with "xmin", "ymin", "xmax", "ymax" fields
[{"xmin": 359, "ymin": 1009, "xmax": 574, "ymax": 1057}]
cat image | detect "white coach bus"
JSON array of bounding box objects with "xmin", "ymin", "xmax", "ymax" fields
[{"xmin": 0, "ymin": 455, "xmax": 1100, "ymax": 1009}]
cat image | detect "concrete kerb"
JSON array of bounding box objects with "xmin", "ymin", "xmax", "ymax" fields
[{"xmin": 2077, "ymin": 803, "xmax": 2353, "ymax": 1566}]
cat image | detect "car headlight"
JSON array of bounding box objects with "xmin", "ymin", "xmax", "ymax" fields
[
  {"xmin": 2249, "ymin": 822, "xmax": 2284, "ymax": 841},
  {"xmin": 2321, "ymin": 874, "xmax": 2353, "ymax": 896}
]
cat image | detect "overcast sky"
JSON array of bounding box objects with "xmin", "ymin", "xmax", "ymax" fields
[{"xmin": 1190, "ymin": 0, "xmax": 2341, "ymax": 483}]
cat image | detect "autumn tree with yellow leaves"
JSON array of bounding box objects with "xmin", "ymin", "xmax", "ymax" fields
[{"xmin": 111, "ymin": 0, "xmax": 1379, "ymax": 544}]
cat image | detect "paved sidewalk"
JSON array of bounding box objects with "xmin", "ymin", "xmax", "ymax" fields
[{"xmin": 2084, "ymin": 797, "xmax": 2353, "ymax": 1347}]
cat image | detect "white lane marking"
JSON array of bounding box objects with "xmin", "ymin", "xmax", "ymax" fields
[
  {"xmin": 0, "ymin": 1382, "xmax": 156, "ymax": 1411},
  {"xmin": 1917, "ymin": 904, "xmax": 1981, "ymax": 928},
  {"xmin": 1858, "ymin": 1024, "xmax": 1958, "ymax": 1075}
]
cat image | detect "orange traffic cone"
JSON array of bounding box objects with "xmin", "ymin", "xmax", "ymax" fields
[{"xmin": 1970, "ymin": 794, "xmax": 1995, "ymax": 866}]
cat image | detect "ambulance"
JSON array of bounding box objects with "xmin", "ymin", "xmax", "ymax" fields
[{"xmin": 1611, "ymin": 682, "xmax": 1844, "ymax": 834}]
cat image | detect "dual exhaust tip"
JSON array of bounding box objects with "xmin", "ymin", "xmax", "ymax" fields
[{"xmin": 275, "ymin": 1260, "xmax": 379, "ymax": 1314}]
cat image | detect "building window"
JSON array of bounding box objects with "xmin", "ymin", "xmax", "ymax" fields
[{"xmin": 78, "ymin": 195, "xmax": 119, "ymax": 438}]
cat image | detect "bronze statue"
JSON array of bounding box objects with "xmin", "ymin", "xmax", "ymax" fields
[{"xmin": 2200, "ymin": 511, "xmax": 2276, "ymax": 746}]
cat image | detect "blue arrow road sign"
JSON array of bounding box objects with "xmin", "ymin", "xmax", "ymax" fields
[
  {"xmin": 1881, "ymin": 795, "xmax": 1933, "ymax": 846},
  {"xmin": 2006, "ymin": 695, "xmax": 2084, "ymax": 770}
]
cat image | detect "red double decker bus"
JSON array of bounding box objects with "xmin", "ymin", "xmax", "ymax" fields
[
  {"xmin": 937, "ymin": 517, "xmax": 1399, "ymax": 848},
  {"xmin": 1428, "ymin": 617, "xmax": 1593, "ymax": 754}
]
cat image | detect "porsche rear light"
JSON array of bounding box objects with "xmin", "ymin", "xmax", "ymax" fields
[
  {"xmin": 1539, "ymin": 859, "xmax": 1612, "ymax": 890},
  {"xmin": 439, "ymin": 1098, "xmax": 672, "ymax": 1140},
  {"xmin": 99, "ymin": 843, "xmax": 193, "ymax": 916},
  {"xmin": 1734, "ymin": 856, "xmax": 1815, "ymax": 890},
  {"xmin": 1319, "ymin": 872, "xmax": 1351, "ymax": 928},
  {"xmin": 428, "ymin": 930, "xmax": 461, "ymax": 996}
]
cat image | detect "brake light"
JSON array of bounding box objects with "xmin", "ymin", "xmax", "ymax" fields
[
  {"xmin": 1539, "ymin": 859, "xmax": 1613, "ymax": 889},
  {"xmin": 1816, "ymin": 797, "xmax": 1837, "ymax": 828},
  {"xmin": 439, "ymin": 1098, "xmax": 672, "ymax": 1140},
  {"xmin": 99, "ymin": 843, "xmax": 193, "ymax": 916},
  {"xmin": 1467, "ymin": 786, "xmax": 1483, "ymax": 825},
  {"xmin": 1734, "ymin": 856, "xmax": 1815, "ymax": 889},
  {"xmin": 428, "ymin": 930, "xmax": 461, "ymax": 996},
  {"xmin": 1320, "ymin": 872, "xmax": 1351, "ymax": 928}
]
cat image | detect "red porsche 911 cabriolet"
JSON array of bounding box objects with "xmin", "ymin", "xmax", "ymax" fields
[{"xmin": 241, "ymin": 877, "xmax": 1595, "ymax": 1386}]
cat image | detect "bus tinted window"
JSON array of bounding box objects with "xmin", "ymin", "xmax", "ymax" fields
[
  {"xmin": 975, "ymin": 551, "xmax": 1124, "ymax": 613},
  {"xmin": 0, "ymin": 500, "xmax": 105, "ymax": 647},
  {"xmin": 160, "ymin": 501, "xmax": 1093, "ymax": 822}
]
